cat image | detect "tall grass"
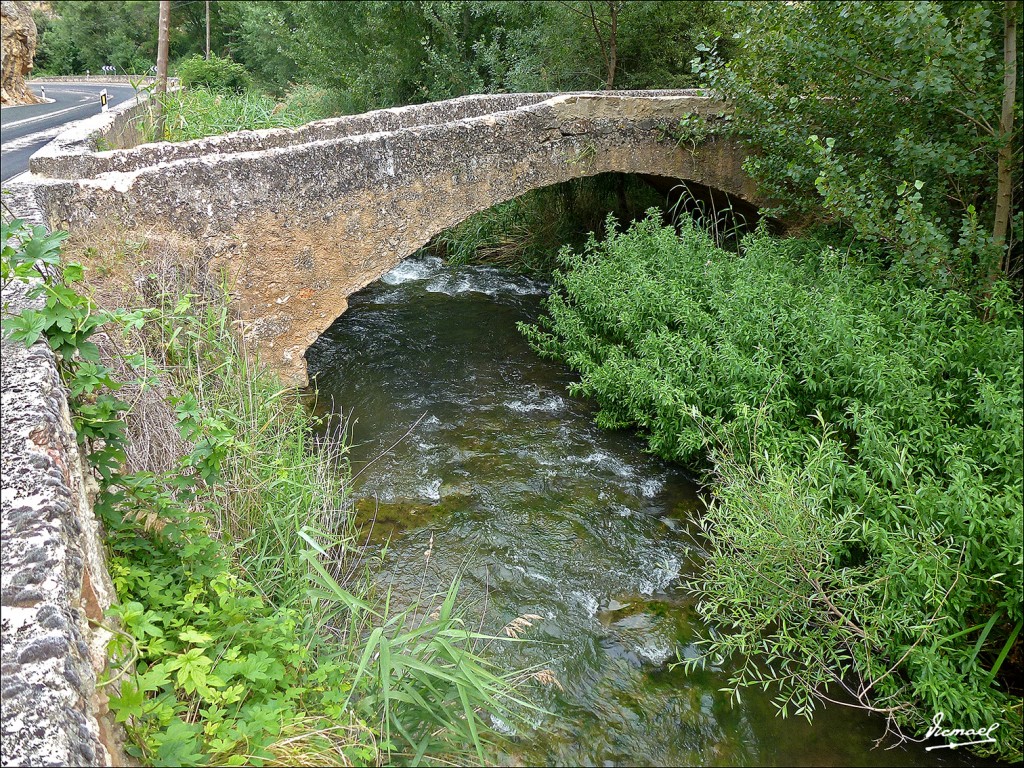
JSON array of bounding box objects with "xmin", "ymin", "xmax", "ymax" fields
[
  {"xmin": 667, "ymin": 181, "xmax": 755, "ymax": 252},
  {"xmin": 71, "ymin": 234, "xmax": 536, "ymax": 765},
  {"xmin": 142, "ymin": 85, "xmax": 342, "ymax": 143},
  {"xmin": 164, "ymin": 292, "xmax": 535, "ymax": 764}
]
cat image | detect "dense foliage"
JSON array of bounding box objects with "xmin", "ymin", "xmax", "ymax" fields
[
  {"xmin": 271, "ymin": 0, "xmax": 731, "ymax": 110},
  {"xmin": 522, "ymin": 214, "xmax": 1023, "ymax": 761},
  {"xmin": 33, "ymin": 0, "xmax": 230, "ymax": 76},
  {"xmin": 34, "ymin": 1, "xmax": 733, "ymax": 105},
  {"xmin": 175, "ymin": 53, "xmax": 251, "ymax": 93},
  {"xmin": 699, "ymin": 1, "xmax": 1022, "ymax": 292}
]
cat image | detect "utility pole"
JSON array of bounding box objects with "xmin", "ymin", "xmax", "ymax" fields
[
  {"xmin": 155, "ymin": 0, "xmax": 171, "ymax": 139},
  {"xmin": 206, "ymin": 0, "xmax": 211, "ymax": 60}
]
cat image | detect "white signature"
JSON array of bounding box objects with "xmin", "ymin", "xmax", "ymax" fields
[{"xmin": 924, "ymin": 711, "xmax": 999, "ymax": 751}]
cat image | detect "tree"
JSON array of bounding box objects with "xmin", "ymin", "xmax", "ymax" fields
[
  {"xmin": 217, "ymin": 1, "xmax": 302, "ymax": 95},
  {"xmin": 34, "ymin": 1, "xmax": 157, "ymax": 75},
  {"xmin": 296, "ymin": 1, "xmax": 432, "ymax": 108},
  {"xmin": 556, "ymin": 1, "xmax": 623, "ymax": 89},
  {"xmin": 215, "ymin": 1, "xmax": 732, "ymax": 109},
  {"xmin": 700, "ymin": 1, "xmax": 1023, "ymax": 292},
  {"xmin": 168, "ymin": 0, "xmax": 228, "ymax": 61},
  {"xmin": 994, "ymin": 0, "xmax": 1018, "ymax": 278},
  {"xmin": 484, "ymin": 0, "xmax": 732, "ymax": 93},
  {"xmin": 33, "ymin": 0, "xmax": 228, "ymax": 75}
]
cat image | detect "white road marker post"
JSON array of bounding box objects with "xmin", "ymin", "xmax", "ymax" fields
[
  {"xmin": 40, "ymin": 86, "xmax": 45, "ymax": 100},
  {"xmin": 100, "ymin": 89, "xmax": 108, "ymax": 112}
]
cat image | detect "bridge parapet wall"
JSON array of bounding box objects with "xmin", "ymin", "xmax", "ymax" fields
[
  {"xmin": 31, "ymin": 92, "xmax": 556, "ymax": 179},
  {"xmin": 30, "ymin": 75, "xmax": 164, "ymax": 85},
  {"xmin": 1, "ymin": 271, "xmax": 123, "ymax": 766},
  {"xmin": 30, "ymin": 90, "xmax": 701, "ymax": 181},
  {"xmin": 29, "ymin": 81, "xmax": 173, "ymax": 175},
  {"xmin": 22, "ymin": 90, "xmax": 760, "ymax": 386}
]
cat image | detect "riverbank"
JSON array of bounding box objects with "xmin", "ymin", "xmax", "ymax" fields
[
  {"xmin": 2, "ymin": 221, "xmax": 533, "ymax": 766},
  {"xmin": 521, "ymin": 213, "xmax": 1023, "ymax": 762},
  {"xmin": 306, "ymin": 250, "xmax": 1009, "ymax": 765}
]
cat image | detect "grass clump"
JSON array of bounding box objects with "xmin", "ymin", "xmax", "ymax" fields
[
  {"xmin": 520, "ymin": 212, "xmax": 1023, "ymax": 761},
  {"xmin": 145, "ymin": 84, "xmax": 341, "ymax": 143}
]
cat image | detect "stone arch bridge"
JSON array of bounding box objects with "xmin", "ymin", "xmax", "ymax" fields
[{"xmin": 24, "ymin": 90, "xmax": 762, "ymax": 386}]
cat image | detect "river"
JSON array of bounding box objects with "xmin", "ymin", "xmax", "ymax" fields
[{"xmin": 306, "ymin": 253, "xmax": 982, "ymax": 767}]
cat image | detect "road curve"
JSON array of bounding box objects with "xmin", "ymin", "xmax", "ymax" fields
[{"xmin": 1, "ymin": 82, "xmax": 139, "ymax": 183}]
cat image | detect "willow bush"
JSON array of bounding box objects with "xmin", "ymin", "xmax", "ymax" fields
[{"xmin": 521, "ymin": 213, "xmax": 1023, "ymax": 761}]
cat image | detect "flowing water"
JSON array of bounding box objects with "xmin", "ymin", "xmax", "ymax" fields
[{"xmin": 307, "ymin": 254, "xmax": 983, "ymax": 767}]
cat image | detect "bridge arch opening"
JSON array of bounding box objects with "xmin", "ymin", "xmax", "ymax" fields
[
  {"xmin": 303, "ymin": 170, "xmax": 766, "ymax": 390},
  {"xmin": 418, "ymin": 172, "xmax": 678, "ymax": 273},
  {"xmin": 413, "ymin": 171, "xmax": 770, "ymax": 274}
]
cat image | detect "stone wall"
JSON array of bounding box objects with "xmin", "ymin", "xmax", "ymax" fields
[
  {"xmin": 30, "ymin": 76, "xmax": 166, "ymax": 84},
  {"xmin": 27, "ymin": 80, "xmax": 172, "ymax": 170},
  {"xmin": 1, "ymin": 275, "xmax": 123, "ymax": 765},
  {"xmin": 19, "ymin": 90, "xmax": 762, "ymax": 387},
  {"xmin": 1, "ymin": 79, "xmax": 170, "ymax": 767}
]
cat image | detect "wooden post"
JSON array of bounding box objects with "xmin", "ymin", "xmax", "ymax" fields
[{"xmin": 155, "ymin": 0, "xmax": 171, "ymax": 139}]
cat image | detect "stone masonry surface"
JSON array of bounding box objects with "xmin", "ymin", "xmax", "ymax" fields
[
  {"xmin": 1, "ymin": 176, "xmax": 123, "ymax": 764},
  {"xmin": 1, "ymin": 280, "xmax": 120, "ymax": 766},
  {"xmin": 13, "ymin": 89, "xmax": 763, "ymax": 387}
]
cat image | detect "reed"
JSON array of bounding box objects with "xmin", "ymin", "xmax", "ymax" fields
[{"xmin": 53, "ymin": 230, "xmax": 539, "ymax": 766}]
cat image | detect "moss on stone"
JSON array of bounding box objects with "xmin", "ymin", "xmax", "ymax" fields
[{"xmin": 352, "ymin": 491, "xmax": 475, "ymax": 544}]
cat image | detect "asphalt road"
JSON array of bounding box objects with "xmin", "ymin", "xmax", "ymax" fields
[{"xmin": 1, "ymin": 82, "xmax": 139, "ymax": 182}]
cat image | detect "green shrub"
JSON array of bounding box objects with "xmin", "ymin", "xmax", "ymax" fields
[
  {"xmin": 176, "ymin": 53, "xmax": 252, "ymax": 93},
  {"xmin": 521, "ymin": 213, "xmax": 1023, "ymax": 761}
]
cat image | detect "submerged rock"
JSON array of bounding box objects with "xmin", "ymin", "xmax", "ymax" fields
[
  {"xmin": 351, "ymin": 491, "xmax": 475, "ymax": 544},
  {"xmin": 597, "ymin": 594, "xmax": 694, "ymax": 669}
]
